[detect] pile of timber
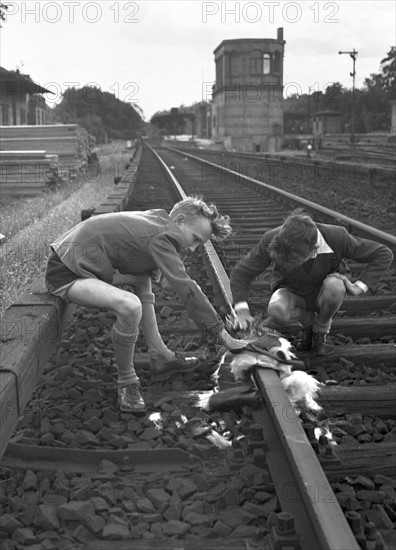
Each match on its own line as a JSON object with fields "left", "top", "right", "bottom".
{"left": 0, "top": 151, "right": 60, "bottom": 196}
{"left": 0, "top": 124, "right": 95, "bottom": 195}
{"left": 0, "top": 124, "right": 93, "bottom": 172}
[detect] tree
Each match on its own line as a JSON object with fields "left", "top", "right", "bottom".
{"left": 150, "top": 108, "right": 186, "bottom": 136}
{"left": 360, "top": 46, "right": 395, "bottom": 131}
{"left": 321, "top": 82, "right": 345, "bottom": 109}
{"left": 0, "top": 2, "right": 8, "bottom": 26}
{"left": 283, "top": 47, "right": 395, "bottom": 134}
{"left": 365, "top": 46, "right": 395, "bottom": 97}
{"left": 53, "top": 86, "right": 144, "bottom": 143}
{"left": 379, "top": 46, "right": 396, "bottom": 96}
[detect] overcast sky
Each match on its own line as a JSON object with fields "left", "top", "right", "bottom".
{"left": 1, "top": 1, "right": 394, "bottom": 120}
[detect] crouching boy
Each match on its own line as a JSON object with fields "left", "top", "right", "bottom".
{"left": 45, "top": 196, "right": 246, "bottom": 413}
{"left": 230, "top": 209, "right": 393, "bottom": 355}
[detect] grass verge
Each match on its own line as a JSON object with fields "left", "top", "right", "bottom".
{"left": 0, "top": 145, "right": 131, "bottom": 317}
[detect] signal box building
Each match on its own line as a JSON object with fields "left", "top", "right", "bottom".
{"left": 212, "top": 28, "right": 285, "bottom": 152}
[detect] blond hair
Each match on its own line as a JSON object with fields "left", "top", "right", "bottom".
{"left": 170, "top": 196, "right": 231, "bottom": 240}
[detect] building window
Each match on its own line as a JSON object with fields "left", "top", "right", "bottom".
{"left": 263, "top": 53, "right": 271, "bottom": 74}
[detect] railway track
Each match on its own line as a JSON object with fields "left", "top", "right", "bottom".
{"left": 166, "top": 146, "right": 396, "bottom": 236}
{"left": 1, "top": 142, "right": 395, "bottom": 549}
{"left": 324, "top": 147, "right": 396, "bottom": 169}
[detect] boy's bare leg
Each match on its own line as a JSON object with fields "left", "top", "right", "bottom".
{"left": 67, "top": 279, "right": 145, "bottom": 411}
{"left": 267, "top": 288, "right": 314, "bottom": 327}
{"left": 312, "top": 276, "right": 346, "bottom": 355}
{"left": 111, "top": 273, "right": 199, "bottom": 381}
{"left": 267, "top": 288, "right": 315, "bottom": 351}
{"left": 315, "top": 276, "right": 346, "bottom": 333}
{"left": 112, "top": 272, "right": 174, "bottom": 360}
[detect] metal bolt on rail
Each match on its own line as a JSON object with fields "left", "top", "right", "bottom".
{"left": 232, "top": 434, "right": 248, "bottom": 454}
{"left": 266, "top": 512, "right": 301, "bottom": 550}
{"left": 364, "top": 521, "right": 385, "bottom": 550}
{"left": 252, "top": 447, "right": 267, "bottom": 468}
{"left": 248, "top": 423, "right": 268, "bottom": 452}
{"left": 249, "top": 423, "right": 265, "bottom": 440}
{"left": 345, "top": 511, "right": 367, "bottom": 548}
{"left": 276, "top": 512, "right": 296, "bottom": 535}
{"left": 227, "top": 446, "right": 245, "bottom": 470}
{"left": 239, "top": 418, "right": 253, "bottom": 435}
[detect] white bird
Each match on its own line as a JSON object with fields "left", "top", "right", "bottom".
{"left": 224, "top": 326, "right": 323, "bottom": 413}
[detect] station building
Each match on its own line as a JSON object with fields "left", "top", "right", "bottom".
{"left": 211, "top": 28, "right": 285, "bottom": 153}
{"left": 0, "top": 67, "right": 52, "bottom": 126}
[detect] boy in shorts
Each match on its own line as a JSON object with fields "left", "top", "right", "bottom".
{"left": 45, "top": 197, "right": 246, "bottom": 413}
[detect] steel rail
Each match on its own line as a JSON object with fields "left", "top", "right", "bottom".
{"left": 153, "top": 145, "right": 360, "bottom": 550}
{"left": 166, "top": 147, "right": 396, "bottom": 249}
{"left": 252, "top": 369, "right": 359, "bottom": 550}
{"left": 186, "top": 147, "right": 396, "bottom": 175}
{"left": 148, "top": 145, "right": 234, "bottom": 312}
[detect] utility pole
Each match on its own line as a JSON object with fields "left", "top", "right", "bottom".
{"left": 339, "top": 49, "right": 358, "bottom": 144}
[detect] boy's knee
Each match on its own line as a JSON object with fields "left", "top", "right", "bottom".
{"left": 116, "top": 293, "right": 142, "bottom": 320}
{"left": 321, "top": 276, "right": 347, "bottom": 300}
{"left": 268, "top": 300, "right": 290, "bottom": 324}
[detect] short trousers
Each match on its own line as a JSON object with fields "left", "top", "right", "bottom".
{"left": 270, "top": 286, "right": 320, "bottom": 312}
{"left": 275, "top": 276, "right": 349, "bottom": 312}
{"left": 45, "top": 250, "right": 80, "bottom": 302}
{"left": 45, "top": 253, "right": 151, "bottom": 303}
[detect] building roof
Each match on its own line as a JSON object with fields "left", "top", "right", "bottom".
{"left": 0, "top": 67, "right": 54, "bottom": 94}
{"left": 214, "top": 37, "right": 283, "bottom": 54}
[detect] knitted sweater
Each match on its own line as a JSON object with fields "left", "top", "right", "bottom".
{"left": 230, "top": 223, "right": 393, "bottom": 304}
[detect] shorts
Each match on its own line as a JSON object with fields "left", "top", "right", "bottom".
{"left": 279, "top": 276, "right": 350, "bottom": 312}
{"left": 45, "top": 251, "right": 80, "bottom": 302}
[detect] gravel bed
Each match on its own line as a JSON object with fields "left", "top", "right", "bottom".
{"left": 3, "top": 276, "right": 395, "bottom": 548}
{"left": 0, "top": 294, "right": 283, "bottom": 548}
{"left": 2, "top": 145, "right": 395, "bottom": 548}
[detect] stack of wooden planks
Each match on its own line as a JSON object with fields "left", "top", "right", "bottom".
{"left": 0, "top": 124, "right": 93, "bottom": 196}
{"left": 0, "top": 124, "right": 92, "bottom": 164}
{"left": 0, "top": 151, "right": 60, "bottom": 196}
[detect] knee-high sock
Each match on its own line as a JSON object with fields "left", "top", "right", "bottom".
{"left": 139, "top": 292, "right": 174, "bottom": 360}
{"left": 313, "top": 316, "right": 332, "bottom": 334}
{"left": 110, "top": 322, "right": 140, "bottom": 385}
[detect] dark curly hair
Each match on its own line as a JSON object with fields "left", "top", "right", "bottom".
{"left": 268, "top": 209, "right": 318, "bottom": 267}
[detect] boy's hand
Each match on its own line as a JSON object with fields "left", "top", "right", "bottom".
{"left": 327, "top": 273, "right": 365, "bottom": 295}
{"left": 232, "top": 303, "right": 253, "bottom": 330}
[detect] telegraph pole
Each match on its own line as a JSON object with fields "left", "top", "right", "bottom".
{"left": 339, "top": 49, "right": 358, "bottom": 144}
